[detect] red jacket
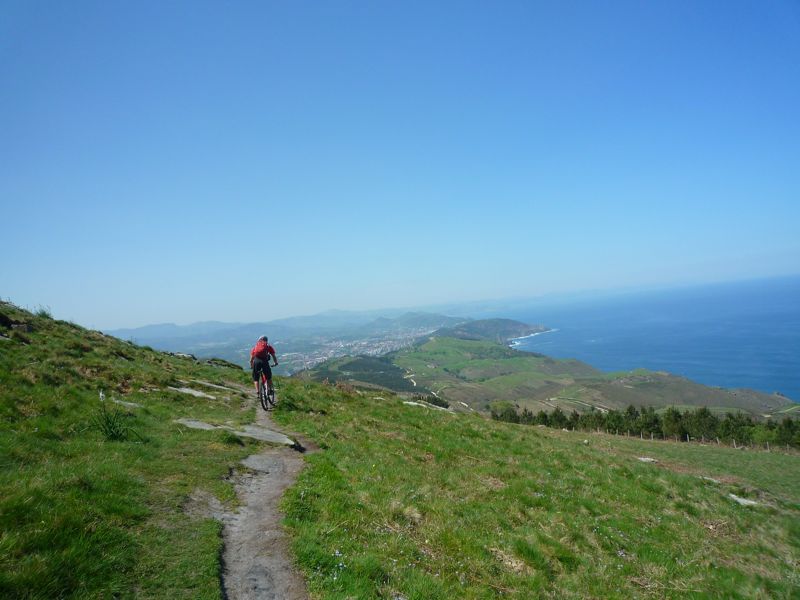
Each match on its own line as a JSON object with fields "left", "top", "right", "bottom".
{"left": 251, "top": 340, "right": 276, "bottom": 360}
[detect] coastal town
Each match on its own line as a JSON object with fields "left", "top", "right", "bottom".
{"left": 255, "top": 325, "right": 444, "bottom": 374}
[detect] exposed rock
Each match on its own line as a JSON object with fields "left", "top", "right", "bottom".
{"left": 403, "top": 400, "right": 450, "bottom": 412}
{"left": 187, "top": 379, "right": 240, "bottom": 392}
{"left": 175, "top": 418, "right": 217, "bottom": 431}
{"left": 168, "top": 386, "right": 216, "bottom": 399}
{"left": 729, "top": 494, "right": 759, "bottom": 506}
{"left": 113, "top": 399, "right": 143, "bottom": 408}
{"left": 173, "top": 418, "right": 297, "bottom": 446}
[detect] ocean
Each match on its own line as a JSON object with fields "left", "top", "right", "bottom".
{"left": 507, "top": 276, "right": 800, "bottom": 402}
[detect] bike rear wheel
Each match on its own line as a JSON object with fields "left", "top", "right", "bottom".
{"left": 258, "top": 380, "right": 269, "bottom": 411}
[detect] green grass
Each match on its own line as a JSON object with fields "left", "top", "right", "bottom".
{"left": 274, "top": 379, "right": 800, "bottom": 599}
{"left": 310, "top": 355, "right": 421, "bottom": 392}
{"left": 592, "top": 433, "right": 800, "bottom": 503}
{"left": 0, "top": 302, "right": 263, "bottom": 598}
{"left": 4, "top": 301, "right": 798, "bottom": 598}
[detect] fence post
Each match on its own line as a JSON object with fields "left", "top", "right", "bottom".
{"left": 716, "top": 437, "right": 720, "bottom": 445}
{"left": 733, "top": 439, "right": 737, "bottom": 449}
{"left": 686, "top": 434, "right": 690, "bottom": 443}
{"left": 766, "top": 441, "right": 770, "bottom": 452}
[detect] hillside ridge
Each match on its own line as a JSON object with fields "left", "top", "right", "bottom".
{"left": 0, "top": 301, "right": 306, "bottom": 598}
{"left": 303, "top": 331, "right": 795, "bottom": 417}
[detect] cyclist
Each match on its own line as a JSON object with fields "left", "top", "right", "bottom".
{"left": 250, "top": 335, "right": 278, "bottom": 396}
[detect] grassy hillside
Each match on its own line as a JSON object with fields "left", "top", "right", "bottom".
{"left": 395, "top": 336, "right": 598, "bottom": 408}
{"left": 307, "top": 335, "right": 794, "bottom": 417}
{"left": 307, "top": 355, "right": 423, "bottom": 393}
{"left": 4, "top": 301, "right": 798, "bottom": 598}
{"left": 0, "top": 302, "right": 261, "bottom": 598}
{"left": 273, "top": 380, "right": 799, "bottom": 599}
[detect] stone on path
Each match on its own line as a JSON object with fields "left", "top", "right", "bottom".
{"left": 174, "top": 418, "right": 296, "bottom": 446}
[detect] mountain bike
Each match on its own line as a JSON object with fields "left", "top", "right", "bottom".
{"left": 258, "top": 367, "right": 276, "bottom": 411}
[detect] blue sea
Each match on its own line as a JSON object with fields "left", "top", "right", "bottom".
{"left": 507, "top": 276, "right": 800, "bottom": 402}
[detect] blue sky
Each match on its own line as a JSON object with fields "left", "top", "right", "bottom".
{"left": 2, "top": 1, "right": 799, "bottom": 328}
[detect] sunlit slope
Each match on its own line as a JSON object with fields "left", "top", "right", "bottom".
{"left": 400, "top": 337, "right": 792, "bottom": 415}
{"left": 0, "top": 302, "right": 257, "bottom": 598}
{"left": 306, "top": 334, "right": 794, "bottom": 416}
{"left": 274, "top": 381, "right": 799, "bottom": 599}
{"left": 395, "top": 336, "right": 598, "bottom": 409}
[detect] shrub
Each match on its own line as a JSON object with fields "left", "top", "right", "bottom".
{"left": 92, "top": 402, "right": 142, "bottom": 442}
{"left": 34, "top": 305, "right": 52, "bottom": 319}
{"left": 335, "top": 381, "right": 356, "bottom": 394}
{"left": 413, "top": 393, "right": 449, "bottom": 409}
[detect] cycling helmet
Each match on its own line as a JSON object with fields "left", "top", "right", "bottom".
{"left": 259, "top": 335, "right": 268, "bottom": 342}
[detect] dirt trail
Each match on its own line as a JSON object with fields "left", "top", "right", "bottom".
{"left": 219, "top": 404, "right": 312, "bottom": 600}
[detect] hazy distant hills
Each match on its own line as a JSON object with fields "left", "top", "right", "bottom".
{"left": 105, "top": 310, "right": 469, "bottom": 371}
{"left": 107, "top": 320, "right": 237, "bottom": 341}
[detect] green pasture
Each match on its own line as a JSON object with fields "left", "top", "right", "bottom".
{"left": 275, "top": 380, "right": 800, "bottom": 599}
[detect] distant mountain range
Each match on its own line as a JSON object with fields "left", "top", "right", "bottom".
{"left": 105, "top": 310, "right": 469, "bottom": 372}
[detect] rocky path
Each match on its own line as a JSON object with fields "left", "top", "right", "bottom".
{"left": 218, "top": 401, "right": 312, "bottom": 600}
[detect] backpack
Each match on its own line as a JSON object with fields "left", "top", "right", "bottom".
{"left": 254, "top": 339, "right": 269, "bottom": 359}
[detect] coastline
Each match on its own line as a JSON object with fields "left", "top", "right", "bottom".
{"left": 509, "top": 328, "right": 558, "bottom": 347}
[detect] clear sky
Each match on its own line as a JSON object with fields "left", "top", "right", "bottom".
{"left": 2, "top": 1, "right": 799, "bottom": 329}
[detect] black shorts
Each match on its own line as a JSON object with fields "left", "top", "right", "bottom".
{"left": 252, "top": 358, "right": 272, "bottom": 382}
